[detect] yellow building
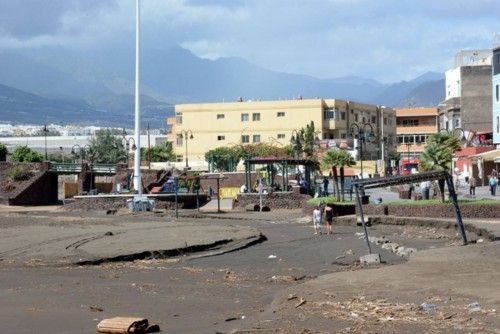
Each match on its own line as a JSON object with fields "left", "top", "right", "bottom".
{"left": 170, "top": 98, "right": 397, "bottom": 169}
{"left": 395, "top": 107, "right": 439, "bottom": 158}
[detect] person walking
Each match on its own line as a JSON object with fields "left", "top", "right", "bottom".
{"left": 324, "top": 205, "right": 334, "bottom": 234}
{"left": 469, "top": 176, "right": 476, "bottom": 197}
{"left": 489, "top": 175, "right": 497, "bottom": 196}
{"left": 312, "top": 206, "right": 322, "bottom": 235}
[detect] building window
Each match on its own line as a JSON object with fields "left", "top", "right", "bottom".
{"left": 354, "top": 114, "right": 359, "bottom": 122}
{"left": 277, "top": 112, "right": 285, "bottom": 117}
{"left": 241, "top": 135, "right": 250, "bottom": 143}
{"left": 402, "top": 119, "right": 419, "bottom": 127}
{"left": 454, "top": 118, "right": 460, "bottom": 127}
{"left": 497, "top": 116, "right": 499, "bottom": 134}
{"left": 323, "top": 107, "right": 335, "bottom": 120}
{"left": 176, "top": 155, "right": 183, "bottom": 163}
{"left": 217, "top": 135, "right": 225, "bottom": 141}
{"left": 388, "top": 118, "right": 393, "bottom": 126}
{"left": 277, "top": 134, "right": 285, "bottom": 139}
{"left": 371, "top": 115, "right": 377, "bottom": 124}
{"left": 175, "top": 112, "right": 183, "bottom": 124}
{"left": 341, "top": 111, "right": 346, "bottom": 120}
{"left": 253, "top": 134, "right": 261, "bottom": 143}
{"left": 217, "top": 114, "right": 225, "bottom": 119}
{"left": 362, "top": 117, "right": 366, "bottom": 123}
{"left": 383, "top": 117, "right": 387, "bottom": 125}
{"left": 252, "top": 113, "right": 261, "bottom": 121}
{"left": 341, "top": 133, "right": 346, "bottom": 139}
{"left": 241, "top": 113, "right": 249, "bottom": 122}
{"left": 176, "top": 134, "right": 183, "bottom": 147}
{"left": 496, "top": 84, "right": 499, "bottom": 102}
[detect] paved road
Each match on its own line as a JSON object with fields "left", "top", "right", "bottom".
{"left": 0, "top": 210, "right": 463, "bottom": 334}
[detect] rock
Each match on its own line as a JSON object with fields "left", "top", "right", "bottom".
{"left": 381, "top": 242, "right": 400, "bottom": 252}
{"left": 359, "top": 253, "right": 381, "bottom": 265}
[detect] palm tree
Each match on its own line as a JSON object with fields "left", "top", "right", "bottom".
{"left": 322, "top": 150, "right": 341, "bottom": 200}
{"left": 338, "top": 150, "right": 356, "bottom": 202}
{"left": 419, "top": 132, "right": 461, "bottom": 202}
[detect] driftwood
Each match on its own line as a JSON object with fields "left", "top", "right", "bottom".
{"left": 96, "top": 317, "right": 159, "bottom": 334}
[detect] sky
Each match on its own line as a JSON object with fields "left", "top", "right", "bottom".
{"left": 0, "top": 0, "right": 498, "bottom": 83}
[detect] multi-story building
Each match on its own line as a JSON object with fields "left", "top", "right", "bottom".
{"left": 169, "top": 98, "right": 397, "bottom": 169}
{"left": 395, "top": 107, "right": 439, "bottom": 158}
{"left": 439, "top": 50, "right": 492, "bottom": 132}
{"left": 493, "top": 46, "right": 500, "bottom": 147}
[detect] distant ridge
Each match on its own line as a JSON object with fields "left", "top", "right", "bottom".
{"left": 0, "top": 45, "right": 444, "bottom": 126}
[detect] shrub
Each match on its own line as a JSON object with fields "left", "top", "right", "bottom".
{"left": 10, "top": 146, "right": 43, "bottom": 162}
{"left": 0, "top": 143, "right": 7, "bottom": 161}
{"left": 6, "top": 165, "right": 34, "bottom": 181}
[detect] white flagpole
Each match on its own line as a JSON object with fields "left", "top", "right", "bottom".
{"left": 133, "top": 0, "right": 142, "bottom": 195}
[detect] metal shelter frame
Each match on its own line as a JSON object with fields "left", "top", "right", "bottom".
{"left": 352, "top": 170, "right": 468, "bottom": 254}
{"left": 243, "top": 156, "right": 318, "bottom": 193}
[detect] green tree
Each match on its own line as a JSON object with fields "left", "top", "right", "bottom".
{"left": 33, "top": 127, "right": 61, "bottom": 137}
{"left": 322, "top": 149, "right": 355, "bottom": 201}
{"left": 322, "top": 150, "right": 342, "bottom": 200}
{"left": 142, "top": 142, "right": 175, "bottom": 162}
{"left": 338, "top": 150, "right": 356, "bottom": 201}
{"left": 10, "top": 146, "right": 43, "bottom": 162}
{"left": 302, "top": 121, "right": 319, "bottom": 158}
{"left": 205, "top": 146, "right": 241, "bottom": 172}
{"left": 0, "top": 142, "right": 7, "bottom": 161}
{"left": 291, "top": 121, "right": 320, "bottom": 158}
{"left": 419, "top": 132, "right": 461, "bottom": 202}
{"left": 89, "top": 129, "right": 125, "bottom": 164}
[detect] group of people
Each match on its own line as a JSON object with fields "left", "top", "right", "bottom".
{"left": 312, "top": 202, "right": 334, "bottom": 235}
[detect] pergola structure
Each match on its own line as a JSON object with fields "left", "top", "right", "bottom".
{"left": 352, "top": 170, "right": 468, "bottom": 254}
{"left": 243, "top": 156, "right": 318, "bottom": 193}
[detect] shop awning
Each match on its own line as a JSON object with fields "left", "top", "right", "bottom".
{"left": 470, "top": 149, "right": 500, "bottom": 161}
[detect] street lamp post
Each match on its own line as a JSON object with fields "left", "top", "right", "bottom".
{"left": 121, "top": 131, "right": 137, "bottom": 168}
{"left": 133, "top": 0, "right": 142, "bottom": 196}
{"left": 180, "top": 129, "right": 194, "bottom": 168}
{"left": 349, "top": 123, "right": 375, "bottom": 179}
{"left": 43, "top": 124, "right": 48, "bottom": 161}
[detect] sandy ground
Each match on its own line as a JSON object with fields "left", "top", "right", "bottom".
{"left": 0, "top": 208, "right": 497, "bottom": 333}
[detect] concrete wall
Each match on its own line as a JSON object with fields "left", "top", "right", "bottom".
{"left": 9, "top": 171, "right": 59, "bottom": 205}
{"left": 460, "top": 65, "right": 493, "bottom": 132}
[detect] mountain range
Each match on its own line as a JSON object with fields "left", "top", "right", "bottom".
{"left": 0, "top": 45, "right": 444, "bottom": 127}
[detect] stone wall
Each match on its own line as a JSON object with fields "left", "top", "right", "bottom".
{"left": 360, "top": 203, "right": 500, "bottom": 219}
{"left": 68, "top": 193, "right": 209, "bottom": 211}
{"left": 235, "top": 192, "right": 310, "bottom": 210}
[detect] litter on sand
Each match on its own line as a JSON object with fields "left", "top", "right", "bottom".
{"left": 97, "top": 317, "right": 160, "bottom": 334}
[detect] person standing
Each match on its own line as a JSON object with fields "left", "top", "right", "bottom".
{"left": 312, "top": 206, "right": 322, "bottom": 235}
{"left": 489, "top": 175, "right": 497, "bottom": 196}
{"left": 322, "top": 177, "right": 329, "bottom": 196}
{"left": 324, "top": 205, "right": 334, "bottom": 234}
{"left": 469, "top": 176, "right": 476, "bottom": 197}
{"left": 420, "top": 180, "right": 431, "bottom": 200}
